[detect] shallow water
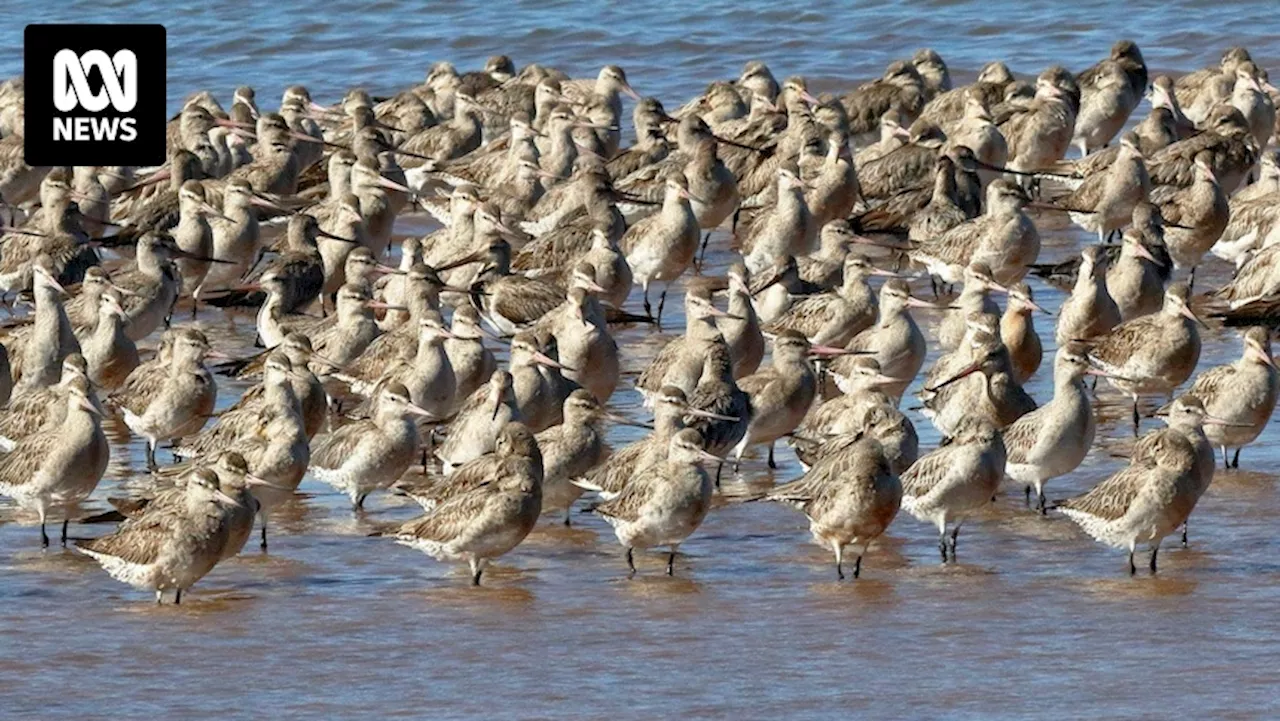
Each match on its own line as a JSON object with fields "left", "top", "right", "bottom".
{"left": 3, "top": 2, "right": 1280, "bottom": 718}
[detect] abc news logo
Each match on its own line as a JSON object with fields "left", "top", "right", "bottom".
{"left": 24, "top": 24, "right": 166, "bottom": 166}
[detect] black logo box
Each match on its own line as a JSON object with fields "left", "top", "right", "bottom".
{"left": 24, "top": 24, "right": 166, "bottom": 167}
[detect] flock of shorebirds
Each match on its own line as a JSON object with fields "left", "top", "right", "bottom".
{"left": 0, "top": 40, "right": 1278, "bottom": 603}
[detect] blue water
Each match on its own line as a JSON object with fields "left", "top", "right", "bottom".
{"left": 3, "top": 1, "right": 1278, "bottom": 112}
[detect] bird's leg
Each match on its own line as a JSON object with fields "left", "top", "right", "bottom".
{"left": 949, "top": 524, "right": 961, "bottom": 560}
{"left": 695, "top": 232, "right": 712, "bottom": 273}
{"left": 563, "top": 508, "right": 572, "bottom": 527}
{"left": 853, "top": 553, "right": 863, "bottom": 579}
{"left": 1037, "top": 488, "right": 1047, "bottom": 515}
{"left": 642, "top": 286, "right": 653, "bottom": 320}
{"left": 39, "top": 517, "right": 49, "bottom": 549}
{"left": 1188, "top": 266, "right": 1197, "bottom": 295}
{"left": 1024, "top": 485, "right": 1032, "bottom": 507}
{"left": 930, "top": 276, "right": 939, "bottom": 299}
{"left": 666, "top": 544, "right": 678, "bottom": 576}
{"left": 146, "top": 441, "right": 158, "bottom": 473}
{"left": 1221, "top": 445, "right": 1231, "bottom": 471}
{"left": 155, "top": 590, "right": 164, "bottom": 605}
{"left": 1231, "top": 447, "right": 1241, "bottom": 469}
{"left": 656, "top": 288, "right": 668, "bottom": 328}
{"left": 767, "top": 443, "right": 776, "bottom": 470}
{"left": 938, "top": 530, "right": 949, "bottom": 563}
{"left": 1149, "top": 543, "right": 1160, "bottom": 574}
{"left": 714, "top": 462, "right": 723, "bottom": 489}
{"left": 1181, "top": 522, "right": 1189, "bottom": 548}
{"left": 1128, "top": 550, "right": 1137, "bottom": 576}
{"left": 259, "top": 511, "right": 269, "bottom": 551}
{"left": 61, "top": 519, "right": 69, "bottom": 547}
{"left": 1131, "top": 398, "right": 1140, "bottom": 437}
{"left": 469, "top": 557, "right": 483, "bottom": 586}
{"left": 626, "top": 547, "right": 636, "bottom": 576}
{"left": 354, "top": 493, "right": 368, "bottom": 512}
{"left": 174, "top": 589, "right": 182, "bottom": 605}
{"left": 832, "top": 540, "right": 845, "bottom": 580}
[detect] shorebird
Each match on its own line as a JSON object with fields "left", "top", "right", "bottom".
{"left": 1001, "top": 283, "right": 1046, "bottom": 384}
{"left": 621, "top": 176, "right": 700, "bottom": 323}
{"left": 401, "top": 423, "right": 542, "bottom": 513}
{"left": 840, "top": 60, "right": 927, "bottom": 136}
{"left": 355, "top": 316, "right": 458, "bottom": 419}
{"left": 1175, "top": 47, "right": 1253, "bottom": 124}
{"left": 110, "top": 328, "right": 217, "bottom": 470}
{"left": 0, "top": 354, "right": 91, "bottom": 445}
{"left": 0, "top": 376, "right": 108, "bottom": 547}
{"left": 918, "top": 61, "right": 1015, "bottom": 129}
{"left": 732, "top": 331, "right": 847, "bottom": 469}
{"left": 764, "top": 436, "right": 901, "bottom": 579}
{"left": 1154, "top": 152, "right": 1229, "bottom": 283}
{"left": 741, "top": 168, "right": 813, "bottom": 276}
{"left": 830, "top": 279, "right": 930, "bottom": 401}
{"left": 82, "top": 290, "right": 140, "bottom": 391}
{"left": 1055, "top": 131, "right": 1151, "bottom": 241}
{"left": 540, "top": 283, "right": 619, "bottom": 403}
{"left": 718, "top": 264, "right": 765, "bottom": 379}
{"left": 1210, "top": 152, "right": 1280, "bottom": 268}
{"left": 766, "top": 255, "right": 885, "bottom": 348}
{"left": 1187, "top": 327, "right": 1278, "bottom": 469}
{"left": 8, "top": 258, "right": 80, "bottom": 392}
{"left": 390, "top": 427, "right": 541, "bottom": 586}
{"left": 1108, "top": 228, "right": 1168, "bottom": 321}
{"left": 76, "top": 467, "right": 242, "bottom": 603}
{"left": 1088, "top": 282, "right": 1203, "bottom": 429}
{"left": 1056, "top": 395, "right": 1220, "bottom": 574}
{"left": 1003, "top": 344, "right": 1113, "bottom": 511}
{"left": 900, "top": 416, "right": 1007, "bottom": 562}
{"left": 170, "top": 180, "right": 224, "bottom": 306}
{"left": 910, "top": 180, "right": 1038, "bottom": 287}
{"left": 921, "top": 325, "right": 1037, "bottom": 436}
{"left": 309, "top": 382, "right": 433, "bottom": 509}
{"left": 173, "top": 350, "right": 300, "bottom": 460}
{"left": 938, "top": 262, "right": 1007, "bottom": 351}
{"left": 535, "top": 390, "right": 636, "bottom": 523}
{"left": 999, "top": 67, "right": 1078, "bottom": 173}
{"left": 109, "top": 234, "right": 184, "bottom": 342}
{"left": 594, "top": 428, "right": 717, "bottom": 576}
{"left": 576, "top": 385, "right": 731, "bottom": 500}
{"left": 443, "top": 305, "right": 497, "bottom": 407}
{"left": 635, "top": 286, "right": 738, "bottom": 401}
{"left": 1072, "top": 40, "right": 1147, "bottom": 156}
{"left": 1147, "top": 104, "right": 1256, "bottom": 195}
{"left": 1055, "top": 246, "right": 1122, "bottom": 345}
{"left": 438, "top": 370, "right": 520, "bottom": 473}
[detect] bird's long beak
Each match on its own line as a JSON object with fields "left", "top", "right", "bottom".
{"left": 171, "top": 247, "right": 235, "bottom": 264}
{"left": 213, "top": 489, "right": 240, "bottom": 506}
{"left": 808, "top": 344, "right": 856, "bottom": 357}
{"left": 603, "top": 411, "right": 652, "bottom": 429}
{"left": 682, "top": 406, "right": 740, "bottom": 422}
{"left": 244, "top": 474, "right": 292, "bottom": 491}
{"left": 926, "top": 362, "right": 982, "bottom": 392}
{"left": 1181, "top": 303, "right": 1209, "bottom": 329}
{"left": 1248, "top": 342, "right": 1277, "bottom": 368}
{"left": 697, "top": 449, "right": 725, "bottom": 464}
{"left": 317, "top": 228, "right": 359, "bottom": 244}
{"left": 532, "top": 350, "right": 573, "bottom": 372}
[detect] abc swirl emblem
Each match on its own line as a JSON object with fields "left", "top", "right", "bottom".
{"left": 24, "top": 24, "right": 166, "bottom": 166}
